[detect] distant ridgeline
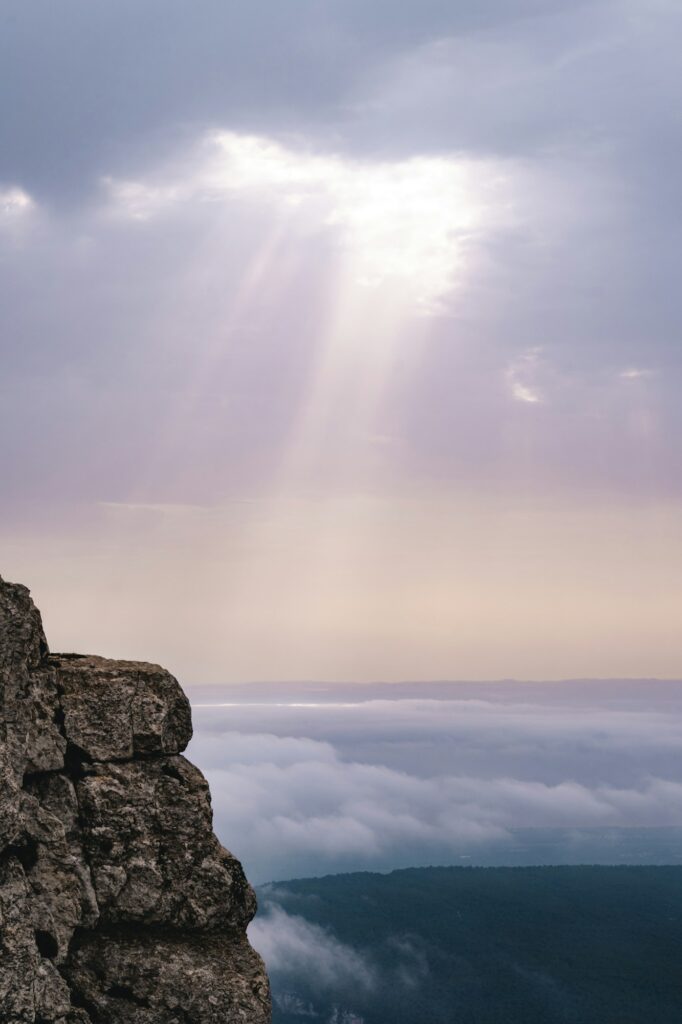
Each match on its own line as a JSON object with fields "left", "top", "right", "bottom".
{"left": 0, "top": 575, "right": 271, "bottom": 1024}
{"left": 261, "top": 865, "right": 682, "bottom": 1024}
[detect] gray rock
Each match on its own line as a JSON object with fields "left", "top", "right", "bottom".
{"left": 0, "top": 578, "right": 65, "bottom": 797}
{"left": 0, "top": 574, "right": 271, "bottom": 1023}
{"left": 53, "top": 655, "right": 192, "bottom": 762}
{"left": 76, "top": 756, "right": 255, "bottom": 930}
{"left": 65, "top": 931, "right": 270, "bottom": 1024}
{"left": 0, "top": 856, "right": 45, "bottom": 1022}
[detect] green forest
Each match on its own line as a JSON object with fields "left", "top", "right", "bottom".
{"left": 261, "top": 865, "right": 682, "bottom": 1024}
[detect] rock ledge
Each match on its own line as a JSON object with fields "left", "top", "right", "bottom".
{"left": 0, "top": 575, "right": 271, "bottom": 1023}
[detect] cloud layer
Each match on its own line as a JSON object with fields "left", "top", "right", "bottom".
{"left": 187, "top": 683, "right": 682, "bottom": 882}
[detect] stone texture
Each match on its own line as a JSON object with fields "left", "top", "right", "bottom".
{"left": 0, "top": 580, "right": 65, "bottom": 777}
{"left": 0, "top": 574, "right": 270, "bottom": 1024}
{"left": 76, "top": 756, "right": 255, "bottom": 930}
{"left": 66, "top": 930, "right": 271, "bottom": 1024}
{"left": 53, "top": 655, "right": 192, "bottom": 762}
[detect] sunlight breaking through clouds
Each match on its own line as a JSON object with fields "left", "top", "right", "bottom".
{"left": 104, "top": 131, "right": 516, "bottom": 311}
{"left": 0, "top": 186, "right": 34, "bottom": 218}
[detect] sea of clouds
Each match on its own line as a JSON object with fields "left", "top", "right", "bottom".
{"left": 186, "top": 681, "right": 682, "bottom": 884}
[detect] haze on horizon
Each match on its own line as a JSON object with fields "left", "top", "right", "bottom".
{"left": 2, "top": 1, "right": 681, "bottom": 683}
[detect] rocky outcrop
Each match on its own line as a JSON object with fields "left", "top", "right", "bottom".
{"left": 0, "top": 575, "right": 271, "bottom": 1023}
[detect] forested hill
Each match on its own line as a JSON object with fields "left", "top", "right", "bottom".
{"left": 258, "top": 865, "right": 682, "bottom": 1024}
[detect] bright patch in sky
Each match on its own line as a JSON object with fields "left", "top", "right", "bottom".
{"left": 506, "top": 348, "right": 544, "bottom": 404}
{"left": 105, "top": 131, "right": 514, "bottom": 310}
{"left": 0, "top": 186, "right": 34, "bottom": 217}
{"left": 620, "top": 367, "right": 654, "bottom": 380}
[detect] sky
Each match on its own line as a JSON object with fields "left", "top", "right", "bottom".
{"left": 2, "top": 1, "right": 682, "bottom": 681}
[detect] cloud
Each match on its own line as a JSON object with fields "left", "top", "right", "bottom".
{"left": 0, "top": 186, "right": 34, "bottom": 217}
{"left": 506, "top": 349, "right": 545, "bottom": 404}
{"left": 510, "top": 381, "right": 542, "bottom": 404}
{"left": 191, "top": 693, "right": 682, "bottom": 781}
{"left": 0, "top": 1, "right": 606, "bottom": 197}
{"left": 620, "top": 367, "right": 655, "bottom": 380}
{"left": 2, "top": 0, "right": 682, "bottom": 683}
{"left": 249, "top": 891, "right": 431, "bottom": 1019}
{"left": 103, "top": 130, "right": 516, "bottom": 311}
{"left": 249, "top": 901, "right": 375, "bottom": 991}
{"left": 187, "top": 688, "right": 682, "bottom": 881}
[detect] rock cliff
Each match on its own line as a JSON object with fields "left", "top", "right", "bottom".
{"left": 0, "top": 575, "right": 271, "bottom": 1023}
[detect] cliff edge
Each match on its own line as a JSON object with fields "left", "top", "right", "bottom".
{"left": 0, "top": 575, "right": 271, "bottom": 1023}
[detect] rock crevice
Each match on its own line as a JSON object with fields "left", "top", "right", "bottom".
{"left": 0, "top": 575, "right": 271, "bottom": 1023}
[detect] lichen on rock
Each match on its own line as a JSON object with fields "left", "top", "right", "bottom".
{"left": 0, "top": 575, "right": 271, "bottom": 1023}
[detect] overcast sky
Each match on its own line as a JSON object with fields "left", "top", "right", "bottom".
{"left": 2, "top": 1, "right": 681, "bottom": 681}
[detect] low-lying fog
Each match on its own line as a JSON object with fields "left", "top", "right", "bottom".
{"left": 186, "top": 680, "right": 682, "bottom": 884}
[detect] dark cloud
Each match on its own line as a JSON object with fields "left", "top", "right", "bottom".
{"left": 1, "top": 0, "right": 617, "bottom": 199}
